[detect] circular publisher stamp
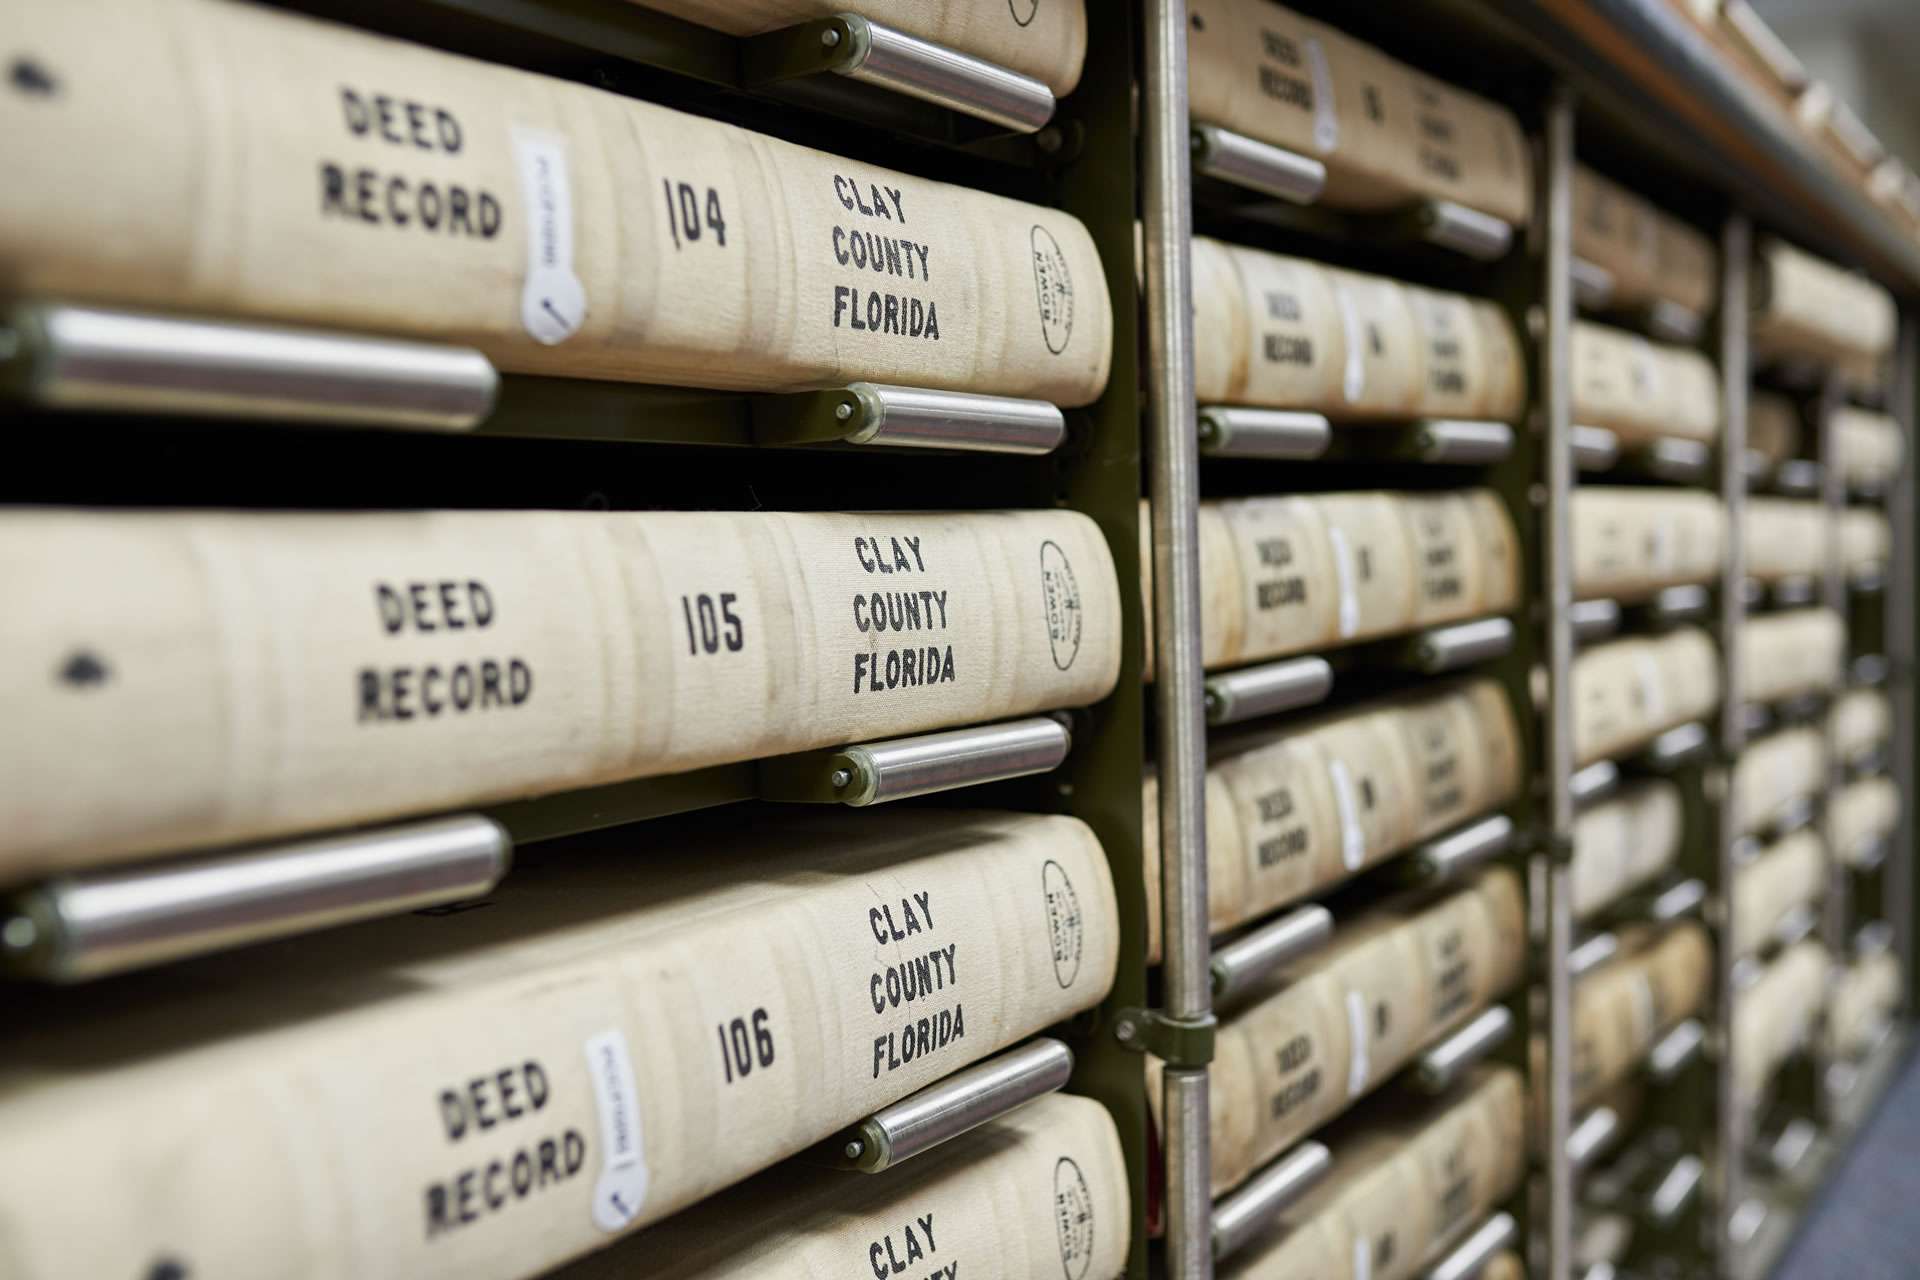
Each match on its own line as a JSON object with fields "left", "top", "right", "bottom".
{"left": 1030, "top": 225, "right": 1074, "bottom": 355}
{"left": 1053, "top": 1156, "right": 1095, "bottom": 1279}
{"left": 1042, "top": 858, "right": 1084, "bottom": 989}
{"left": 1039, "top": 540, "right": 1083, "bottom": 671}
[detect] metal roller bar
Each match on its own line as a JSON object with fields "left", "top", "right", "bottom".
{"left": 1570, "top": 598, "right": 1623, "bottom": 644}
{"left": 1774, "top": 459, "right": 1822, "bottom": 497}
{"left": 1572, "top": 258, "right": 1617, "bottom": 310}
{"left": 1645, "top": 1154, "right": 1705, "bottom": 1225}
{"left": 742, "top": 14, "right": 1054, "bottom": 133}
{"left": 1196, "top": 406, "right": 1331, "bottom": 459}
{"left": 752, "top": 382, "right": 1066, "bottom": 454}
{"left": 1646, "top": 877, "right": 1707, "bottom": 923}
{"left": 1210, "top": 904, "right": 1335, "bottom": 1011}
{"left": 1568, "top": 1106, "right": 1623, "bottom": 1170}
{"left": 1728, "top": 1198, "right": 1770, "bottom": 1249}
{"left": 1739, "top": 702, "right": 1773, "bottom": 739}
{"left": 1638, "top": 722, "right": 1712, "bottom": 772}
{"left": 1882, "top": 314, "right": 1914, "bottom": 1019}
{"left": 1773, "top": 903, "right": 1818, "bottom": 950}
{"left": 1769, "top": 576, "right": 1818, "bottom": 609}
{"left": 1406, "top": 617, "right": 1517, "bottom": 673}
{"left": 0, "top": 302, "right": 497, "bottom": 430}
{"left": 1816, "top": 370, "right": 1849, "bottom": 1136}
{"left": 1851, "top": 653, "right": 1890, "bottom": 687}
{"left": 1767, "top": 1118, "right": 1819, "bottom": 1176}
{"left": 0, "top": 815, "right": 509, "bottom": 982}
{"left": 1409, "top": 815, "right": 1516, "bottom": 884}
{"left": 1412, "top": 200, "right": 1516, "bottom": 261}
{"left": 1406, "top": 419, "right": 1517, "bottom": 465}
{"left": 1646, "top": 584, "right": 1712, "bottom": 626}
{"left": 756, "top": 714, "right": 1071, "bottom": 806}
{"left": 1572, "top": 424, "right": 1622, "bottom": 471}
{"left": 832, "top": 1038, "right": 1072, "bottom": 1172}
{"left": 1569, "top": 931, "right": 1620, "bottom": 979}
{"left": 1646, "top": 1018, "right": 1706, "bottom": 1081}
{"left": 1851, "top": 566, "right": 1888, "bottom": 594}
{"left": 1423, "top": 1212, "right": 1519, "bottom": 1280}
{"left": 1413, "top": 1005, "right": 1517, "bottom": 1094}
{"left": 1646, "top": 300, "right": 1704, "bottom": 346}
{"left": 1204, "top": 657, "right": 1334, "bottom": 727}
{"left": 1854, "top": 919, "right": 1894, "bottom": 959}
{"left": 1629, "top": 437, "right": 1713, "bottom": 485}
{"left": 1210, "top": 1141, "right": 1334, "bottom": 1261}
{"left": 1190, "top": 123, "right": 1327, "bottom": 205}
{"left": 1850, "top": 837, "right": 1889, "bottom": 874}
{"left": 1571, "top": 761, "right": 1621, "bottom": 808}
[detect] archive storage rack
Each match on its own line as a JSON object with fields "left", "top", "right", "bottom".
{"left": 0, "top": 5, "right": 1913, "bottom": 1280}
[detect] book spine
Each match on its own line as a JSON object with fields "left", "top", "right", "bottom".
{"left": 1190, "top": 236, "right": 1526, "bottom": 421}
{"left": 1573, "top": 489, "right": 1726, "bottom": 600}
{"left": 1827, "top": 952, "right": 1901, "bottom": 1059}
{"left": 576, "top": 1093, "right": 1129, "bottom": 1279}
{"left": 1203, "top": 867, "right": 1524, "bottom": 1192}
{"left": 1569, "top": 780, "right": 1683, "bottom": 920}
{"left": 1732, "top": 941, "right": 1828, "bottom": 1098}
{"left": 2, "top": 0, "right": 1111, "bottom": 405}
{"left": 1571, "top": 627, "right": 1721, "bottom": 767}
{"left": 1730, "top": 829, "right": 1824, "bottom": 955}
{"left": 1730, "top": 728, "right": 1826, "bottom": 834}
{"left": 1739, "top": 609, "right": 1845, "bottom": 703}
{"left": 1567, "top": 923, "right": 1710, "bottom": 1107}
{"left": 1832, "top": 776, "right": 1900, "bottom": 859}
{"left": 1570, "top": 321, "right": 1721, "bottom": 444}
{"left": 0, "top": 813, "right": 1119, "bottom": 1278}
{"left": 0, "top": 506, "right": 1121, "bottom": 875}
{"left": 630, "top": 0, "right": 1092, "bottom": 97}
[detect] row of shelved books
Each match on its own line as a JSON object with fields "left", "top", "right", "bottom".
{"left": 1735, "top": 942, "right": 1903, "bottom": 1103}
{"left": 1751, "top": 395, "right": 1907, "bottom": 490}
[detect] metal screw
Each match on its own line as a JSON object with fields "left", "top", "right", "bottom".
{"left": 820, "top": 27, "right": 841, "bottom": 48}
{"left": 1036, "top": 126, "right": 1064, "bottom": 155}
{"left": 1203, "top": 690, "right": 1221, "bottom": 720}
{"left": 843, "top": 1138, "right": 864, "bottom": 1160}
{"left": 1115, "top": 1018, "right": 1137, "bottom": 1044}
{"left": 831, "top": 768, "right": 853, "bottom": 790}
{"left": 835, "top": 401, "right": 854, "bottom": 421}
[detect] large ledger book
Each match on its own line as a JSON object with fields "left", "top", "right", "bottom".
{"left": 1142, "top": 678, "right": 1521, "bottom": 959}
{"left": 1730, "top": 829, "right": 1825, "bottom": 956}
{"left": 1832, "top": 777, "right": 1899, "bottom": 863}
{"left": 1187, "top": 0, "right": 1531, "bottom": 224}
{"left": 1160, "top": 488, "right": 1520, "bottom": 672}
{"left": 1166, "top": 867, "right": 1524, "bottom": 1194}
{"left": 1563, "top": 925, "right": 1710, "bottom": 1109}
{"left": 1739, "top": 609, "right": 1844, "bottom": 704}
{"left": 1220, "top": 1067, "right": 1526, "bottom": 1280}
{"left": 1570, "top": 780, "right": 1683, "bottom": 920}
{"left": 1191, "top": 237, "right": 1526, "bottom": 420}
{"left": 0, "top": 506, "right": 1122, "bottom": 879}
{"left": 1834, "top": 406, "right": 1905, "bottom": 488}
{"left": 1570, "top": 628, "right": 1721, "bottom": 766}
{"left": 1573, "top": 488, "right": 1724, "bottom": 600}
{"left": 557, "top": 1093, "right": 1129, "bottom": 1279}
{"left": 1841, "top": 508, "right": 1892, "bottom": 572}
{"left": 1744, "top": 498, "right": 1827, "bottom": 582}
{"left": 1732, "top": 941, "right": 1827, "bottom": 1099}
{"left": 1753, "top": 238, "right": 1898, "bottom": 365}
{"left": 1729, "top": 729, "right": 1825, "bottom": 834}
{"left": 1830, "top": 689, "right": 1892, "bottom": 764}
{"left": 1571, "top": 321, "right": 1721, "bottom": 445}
{"left": 0, "top": 809, "right": 1119, "bottom": 1278}
{"left": 1827, "top": 951, "right": 1901, "bottom": 1059}
{"left": 1572, "top": 164, "right": 1716, "bottom": 315}
{"left": 3, "top": 0, "right": 1112, "bottom": 405}
{"left": 1747, "top": 391, "right": 1804, "bottom": 465}
{"left": 632, "top": 1, "right": 1091, "bottom": 97}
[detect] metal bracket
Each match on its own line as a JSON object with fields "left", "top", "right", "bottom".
{"left": 751, "top": 382, "right": 1065, "bottom": 454}
{"left": 0, "top": 815, "right": 510, "bottom": 982}
{"left": 1210, "top": 904, "right": 1335, "bottom": 1010}
{"left": 0, "top": 301, "right": 497, "bottom": 430}
{"left": 829, "top": 1037, "right": 1072, "bottom": 1172}
{"left": 1210, "top": 1141, "right": 1334, "bottom": 1261}
{"left": 1111, "top": 1006, "right": 1217, "bottom": 1067}
{"left": 1204, "top": 656, "right": 1334, "bottom": 726}
{"left": 755, "top": 714, "right": 1071, "bottom": 806}
{"left": 1191, "top": 124, "right": 1327, "bottom": 205}
{"left": 740, "top": 13, "right": 1054, "bottom": 133}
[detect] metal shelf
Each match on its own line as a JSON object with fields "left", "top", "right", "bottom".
{"left": 1209, "top": 904, "right": 1335, "bottom": 1011}
{"left": 1198, "top": 408, "right": 1516, "bottom": 465}
{"left": 828, "top": 1038, "right": 1072, "bottom": 1172}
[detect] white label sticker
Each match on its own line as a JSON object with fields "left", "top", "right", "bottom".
{"left": 1328, "top": 524, "right": 1361, "bottom": 638}
{"left": 583, "top": 1027, "right": 649, "bottom": 1232}
{"left": 1345, "top": 988, "right": 1371, "bottom": 1098}
{"left": 512, "top": 125, "right": 588, "bottom": 345}
{"left": 1327, "top": 757, "right": 1367, "bottom": 872}
{"left": 1353, "top": 1236, "right": 1373, "bottom": 1280}
{"left": 1305, "top": 37, "right": 1339, "bottom": 153}
{"left": 1333, "top": 281, "right": 1367, "bottom": 405}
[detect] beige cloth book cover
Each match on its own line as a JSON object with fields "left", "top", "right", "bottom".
{"left": 1572, "top": 489, "right": 1725, "bottom": 600}
{"left": 1181, "top": 489, "right": 1520, "bottom": 671}
{"left": 1840, "top": 508, "right": 1892, "bottom": 572}
{"left": 1730, "top": 829, "right": 1826, "bottom": 956}
{"left": 1826, "top": 951, "right": 1901, "bottom": 1060}
{"left": 1166, "top": 867, "right": 1524, "bottom": 1193}
{"left": 1739, "top": 608, "right": 1844, "bottom": 704}
{"left": 0, "top": 808, "right": 1118, "bottom": 1278}
{"left": 1829, "top": 689, "right": 1892, "bottom": 764}
{"left": 1561, "top": 924, "right": 1710, "bottom": 1109}
{"left": 1831, "top": 776, "right": 1900, "bottom": 863}
{"left": 1479, "top": 1251, "right": 1527, "bottom": 1280}
{"left": 1190, "top": 236, "right": 1527, "bottom": 421}
{"left": 1570, "top": 779, "right": 1684, "bottom": 920}
{"left": 1833, "top": 407, "right": 1906, "bottom": 488}
{"left": 631, "top": 1, "right": 1090, "bottom": 97}
{"left": 0, "top": 506, "right": 1121, "bottom": 879}
{"left": 1732, "top": 940, "right": 1828, "bottom": 1100}
{"left": 1, "top": 0, "right": 1112, "bottom": 407}
{"left": 554, "top": 1093, "right": 1128, "bottom": 1279}
{"left": 1729, "top": 728, "right": 1825, "bottom": 835}
{"left": 1142, "top": 677, "right": 1521, "bottom": 959}
{"left": 1570, "top": 628, "right": 1721, "bottom": 766}
{"left": 1747, "top": 392, "right": 1804, "bottom": 466}
{"left": 1753, "top": 238, "right": 1898, "bottom": 364}
{"left": 1571, "top": 321, "right": 1721, "bottom": 445}
{"left": 1219, "top": 1066, "right": 1526, "bottom": 1280}
{"left": 1744, "top": 498, "right": 1827, "bottom": 582}
{"left": 1572, "top": 164, "right": 1716, "bottom": 314}
{"left": 1186, "top": 0, "right": 1530, "bottom": 224}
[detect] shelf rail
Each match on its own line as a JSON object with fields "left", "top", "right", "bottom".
{"left": 831, "top": 1037, "right": 1073, "bottom": 1172}
{"left": 1209, "top": 1140, "right": 1334, "bottom": 1261}
{"left": 756, "top": 714, "right": 1072, "bottom": 805}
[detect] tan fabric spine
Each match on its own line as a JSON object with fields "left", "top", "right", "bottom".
{"left": 1563, "top": 924, "right": 1711, "bottom": 1110}
{"left": 629, "top": 1, "right": 1091, "bottom": 97}
{"left": 559, "top": 1092, "right": 1129, "bottom": 1279}
{"left": 1570, "top": 321, "right": 1721, "bottom": 445}
{"left": 1829, "top": 689, "right": 1892, "bottom": 764}
{"left": 1730, "top": 829, "right": 1826, "bottom": 956}
{"left": 1739, "top": 608, "right": 1845, "bottom": 704}
{"left": 1572, "top": 164, "right": 1715, "bottom": 314}
{"left": 1744, "top": 498, "right": 1827, "bottom": 582}
{"left": 1572, "top": 489, "right": 1726, "bottom": 600}
{"left": 1203, "top": 867, "right": 1524, "bottom": 1193}
{"left": 1221, "top": 1067, "right": 1527, "bottom": 1280}
{"left": 1, "top": 0, "right": 1111, "bottom": 405}
{"left": 0, "top": 507, "right": 1121, "bottom": 877}
{"left": 1747, "top": 392, "right": 1804, "bottom": 467}
{"left": 1832, "top": 406, "right": 1906, "bottom": 488}
{"left": 1570, "top": 779, "right": 1684, "bottom": 920}
{"left": 1730, "top": 729, "right": 1826, "bottom": 834}
{"left": 1190, "top": 236, "right": 1526, "bottom": 421}
{"left": 1142, "top": 679, "right": 1521, "bottom": 960}
{"left": 1826, "top": 952, "right": 1902, "bottom": 1060}
{"left": 1831, "top": 777, "right": 1900, "bottom": 863}
{"left": 1752, "top": 238, "right": 1898, "bottom": 364}
{"left": 1571, "top": 628, "right": 1722, "bottom": 767}
{"left": 1732, "top": 940, "right": 1828, "bottom": 1100}
{"left": 0, "top": 810, "right": 1118, "bottom": 1277}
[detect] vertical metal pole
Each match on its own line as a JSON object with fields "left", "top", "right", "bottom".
{"left": 1541, "top": 85, "right": 1578, "bottom": 1280}
{"left": 1889, "top": 312, "right": 1916, "bottom": 1013}
{"left": 1712, "top": 212, "right": 1752, "bottom": 1276}
{"left": 1815, "top": 367, "right": 1848, "bottom": 1125}
{"left": 1142, "top": 1, "right": 1211, "bottom": 1276}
